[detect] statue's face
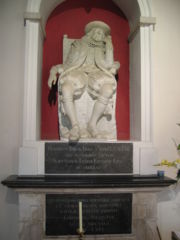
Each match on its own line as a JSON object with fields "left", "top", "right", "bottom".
{"left": 91, "top": 28, "right": 105, "bottom": 42}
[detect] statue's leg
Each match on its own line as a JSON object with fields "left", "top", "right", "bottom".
{"left": 88, "top": 84, "right": 114, "bottom": 138}
{"left": 61, "top": 82, "right": 80, "bottom": 141}
{"left": 61, "top": 70, "right": 87, "bottom": 141}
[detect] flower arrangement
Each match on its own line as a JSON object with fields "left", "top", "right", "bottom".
{"left": 154, "top": 159, "right": 180, "bottom": 181}
{"left": 154, "top": 124, "right": 180, "bottom": 181}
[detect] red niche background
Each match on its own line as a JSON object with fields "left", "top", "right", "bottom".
{"left": 41, "top": 0, "right": 130, "bottom": 140}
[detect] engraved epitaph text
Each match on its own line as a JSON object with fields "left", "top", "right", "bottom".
{"left": 46, "top": 194, "right": 132, "bottom": 236}
{"left": 45, "top": 142, "right": 133, "bottom": 174}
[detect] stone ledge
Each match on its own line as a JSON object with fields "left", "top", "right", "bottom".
{"left": 1, "top": 174, "right": 176, "bottom": 189}
{"left": 42, "top": 234, "right": 136, "bottom": 240}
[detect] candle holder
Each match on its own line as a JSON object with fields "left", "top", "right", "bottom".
{"left": 77, "top": 228, "right": 85, "bottom": 240}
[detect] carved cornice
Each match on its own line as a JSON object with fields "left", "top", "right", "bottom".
{"left": 24, "top": 12, "right": 46, "bottom": 39}
{"left": 128, "top": 16, "right": 156, "bottom": 43}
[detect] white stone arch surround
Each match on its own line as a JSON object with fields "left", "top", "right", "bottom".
{"left": 20, "top": 0, "right": 157, "bottom": 175}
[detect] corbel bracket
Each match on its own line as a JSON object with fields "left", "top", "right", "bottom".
{"left": 128, "top": 16, "right": 156, "bottom": 43}
{"left": 24, "top": 12, "right": 46, "bottom": 39}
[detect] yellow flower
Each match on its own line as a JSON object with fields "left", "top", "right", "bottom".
{"left": 175, "top": 159, "right": 180, "bottom": 164}
{"left": 161, "top": 160, "right": 169, "bottom": 166}
{"left": 154, "top": 159, "right": 179, "bottom": 168}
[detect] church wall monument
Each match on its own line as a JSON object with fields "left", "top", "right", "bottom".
{"left": 2, "top": 1, "right": 171, "bottom": 240}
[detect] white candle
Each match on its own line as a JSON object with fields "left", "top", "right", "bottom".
{"left": 79, "top": 201, "right": 83, "bottom": 232}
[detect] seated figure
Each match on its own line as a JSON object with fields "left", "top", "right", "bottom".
{"left": 48, "top": 21, "right": 120, "bottom": 141}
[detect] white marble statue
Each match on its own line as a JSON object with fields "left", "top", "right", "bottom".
{"left": 48, "top": 21, "right": 120, "bottom": 141}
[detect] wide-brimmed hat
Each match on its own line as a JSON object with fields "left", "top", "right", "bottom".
{"left": 85, "top": 21, "right": 110, "bottom": 35}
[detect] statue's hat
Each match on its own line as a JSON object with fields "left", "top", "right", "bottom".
{"left": 85, "top": 21, "right": 110, "bottom": 35}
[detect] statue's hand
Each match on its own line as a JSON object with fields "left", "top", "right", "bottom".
{"left": 48, "top": 74, "right": 57, "bottom": 89}
{"left": 58, "top": 67, "right": 64, "bottom": 74}
{"left": 48, "top": 65, "right": 63, "bottom": 89}
{"left": 105, "top": 36, "right": 113, "bottom": 51}
{"left": 110, "top": 62, "right": 120, "bottom": 75}
{"left": 110, "top": 68, "right": 117, "bottom": 75}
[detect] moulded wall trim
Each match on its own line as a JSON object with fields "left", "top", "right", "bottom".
{"left": 23, "top": 0, "right": 153, "bottom": 144}
{"left": 22, "top": 0, "right": 154, "bottom": 174}
{"left": 23, "top": 21, "right": 39, "bottom": 142}
{"left": 140, "top": 26, "right": 152, "bottom": 142}
{"left": 138, "top": 0, "right": 152, "bottom": 17}
{"left": 24, "top": 12, "right": 46, "bottom": 39}
{"left": 128, "top": 16, "right": 156, "bottom": 43}
{"left": 26, "top": 0, "right": 41, "bottom": 13}
{"left": 26, "top": 0, "right": 153, "bottom": 42}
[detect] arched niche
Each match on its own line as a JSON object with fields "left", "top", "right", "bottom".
{"left": 20, "top": 0, "right": 156, "bottom": 175}
{"left": 41, "top": 1, "right": 130, "bottom": 140}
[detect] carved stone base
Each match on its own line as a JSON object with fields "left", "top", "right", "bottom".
{"left": 18, "top": 190, "right": 160, "bottom": 240}
{"left": 3, "top": 175, "right": 174, "bottom": 240}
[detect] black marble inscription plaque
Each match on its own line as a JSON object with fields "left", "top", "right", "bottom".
{"left": 46, "top": 193, "right": 132, "bottom": 236}
{"left": 45, "top": 142, "right": 133, "bottom": 174}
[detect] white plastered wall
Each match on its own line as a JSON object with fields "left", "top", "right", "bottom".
{"left": 0, "top": 0, "right": 27, "bottom": 239}
{"left": 151, "top": 0, "right": 180, "bottom": 239}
